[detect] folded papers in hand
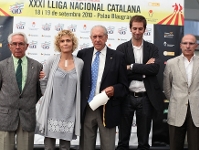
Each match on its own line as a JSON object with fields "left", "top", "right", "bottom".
{"left": 89, "top": 91, "right": 109, "bottom": 111}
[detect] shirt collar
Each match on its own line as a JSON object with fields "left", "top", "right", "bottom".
{"left": 12, "top": 55, "right": 27, "bottom": 64}
{"left": 132, "top": 40, "right": 144, "bottom": 49}
{"left": 182, "top": 54, "right": 195, "bottom": 61}
{"left": 93, "top": 46, "right": 107, "bottom": 56}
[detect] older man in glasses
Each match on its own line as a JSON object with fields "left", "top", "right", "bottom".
{"left": 0, "top": 32, "right": 42, "bottom": 150}
{"left": 163, "top": 34, "right": 199, "bottom": 150}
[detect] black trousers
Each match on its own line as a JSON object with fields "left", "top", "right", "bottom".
{"left": 169, "top": 104, "right": 199, "bottom": 150}
{"left": 116, "top": 94, "right": 153, "bottom": 150}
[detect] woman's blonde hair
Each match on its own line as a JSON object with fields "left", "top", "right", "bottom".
{"left": 54, "top": 30, "right": 78, "bottom": 52}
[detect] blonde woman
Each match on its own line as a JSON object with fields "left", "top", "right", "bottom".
{"left": 36, "top": 30, "right": 83, "bottom": 150}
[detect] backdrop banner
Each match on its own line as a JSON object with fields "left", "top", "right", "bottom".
{"left": 0, "top": 16, "right": 13, "bottom": 61}
{"left": 0, "top": 0, "right": 184, "bottom": 146}
{"left": 153, "top": 24, "right": 183, "bottom": 146}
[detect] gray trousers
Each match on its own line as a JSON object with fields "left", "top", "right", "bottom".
{"left": 0, "top": 121, "right": 34, "bottom": 150}
{"left": 80, "top": 106, "right": 116, "bottom": 150}
{"left": 44, "top": 137, "right": 70, "bottom": 150}
{"left": 169, "top": 104, "right": 199, "bottom": 150}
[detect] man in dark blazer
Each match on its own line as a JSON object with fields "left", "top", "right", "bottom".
{"left": 0, "top": 32, "right": 42, "bottom": 150}
{"left": 116, "top": 15, "right": 164, "bottom": 150}
{"left": 77, "top": 25, "right": 128, "bottom": 150}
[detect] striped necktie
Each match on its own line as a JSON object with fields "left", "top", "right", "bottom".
{"left": 16, "top": 59, "right": 22, "bottom": 92}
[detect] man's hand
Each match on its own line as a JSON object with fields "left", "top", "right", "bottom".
{"left": 39, "top": 71, "right": 45, "bottom": 79}
{"left": 127, "top": 65, "right": 131, "bottom": 70}
{"left": 146, "top": 58, "right": 155, "bottom": 64}
{"left": 104, "top": 86, "right": 114, "bottom": 97}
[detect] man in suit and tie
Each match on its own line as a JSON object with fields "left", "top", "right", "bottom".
{"left": 0, "top": 32, "right": 42, "bottom": 150}
{"left": 163, "top": 34, "right": 199, "bottom": 150}
{"left": 116, "top": 15, "right": 164, "bottom": 150}
{"left": 77, "top": 25, "right": 128, "bottom": 150}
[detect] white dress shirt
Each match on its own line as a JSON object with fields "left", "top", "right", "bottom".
{"left": 183, "top": 54, "right": 194, "bottom": 87}
{"left": 129, "top": 42, "right": 146, "bottom": 92}
{"left": 92, "top": 47, "right": 106, "bottom": 95}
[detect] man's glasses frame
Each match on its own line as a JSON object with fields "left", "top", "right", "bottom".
{"left": 181, "top": 42, "right": 197, "bottom": 46}
{"left": 10, "top": 42, "right": 27, "bottom": 47}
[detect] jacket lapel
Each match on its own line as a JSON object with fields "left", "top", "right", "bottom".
{"left": 73, "top": 56, "right": 81, "bottom": 82}
{"left": 7, "top": 57, "right": 19, "bottom": 91}
{"left": 85, "top": 48, "right": 94, "bottom": 81}
{"left": 190, "top": 56, "right": 199, "bottom": 86}
{"left": 101, "top": 48, "right": 113, "bottom": 83}
{"left": 178, "top": 55, "right": 187, "bottom": 83}
{"left": 23, "top": 58, "right": 34, "bottom": 91}
{"left": 127, "top": 41, "right": 135, "bottom": 63}
{"left": 143, "top": 41, "right": 149, "bottom": 64}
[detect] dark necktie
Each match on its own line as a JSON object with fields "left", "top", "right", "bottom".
{"left": 88, "top": 51, "right": 100, "bottom": 102}
{"left": 16, "top": 59, "right": 22, "bottom": 92}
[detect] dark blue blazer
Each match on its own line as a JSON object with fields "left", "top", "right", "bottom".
{"left": 77, "top": 46, "right": 128, "bottom": 128}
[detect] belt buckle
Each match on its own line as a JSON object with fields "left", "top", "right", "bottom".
{"left": 134, "top": 92, "right": 139, "bottom": 98}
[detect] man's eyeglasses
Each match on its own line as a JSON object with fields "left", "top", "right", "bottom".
{"left": 181, "top": 42, "right": 196, "bottom": 46}
{"left": 10, "top": 42, "right": 26, "bottom": 47}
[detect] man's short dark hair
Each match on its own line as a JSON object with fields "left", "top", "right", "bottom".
{"left": 129, "top": 15, "right": 147, "bottom": 29}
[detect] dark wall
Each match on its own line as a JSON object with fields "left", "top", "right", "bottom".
{"left": 152, "top": 25, "right": 184, "bottom": 146}
{"left": 0, "top": 16, "right": 13, "bottom": 61}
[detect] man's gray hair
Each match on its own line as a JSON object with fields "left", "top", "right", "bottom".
{"left": 7, "top": 32, "right": 28, "bottom": 44}
{"left": 90, "top": 25, "right": 108, "bottom": 36}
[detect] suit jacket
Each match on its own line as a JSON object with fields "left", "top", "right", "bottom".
{"left": 0, "top": 56, "right": 42, "bottom": 132}
{"left": 77, "top": 46, "right": 128, "bottom": 128}
{"left": 116, "top": 40, "right": 164, "bottom": 114}
{"left": 163, "top": 55, "right": 199, "bottom": 127}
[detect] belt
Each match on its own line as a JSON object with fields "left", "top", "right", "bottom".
{"left": 129, "top": 91, "right": 147, "bottom": 98}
